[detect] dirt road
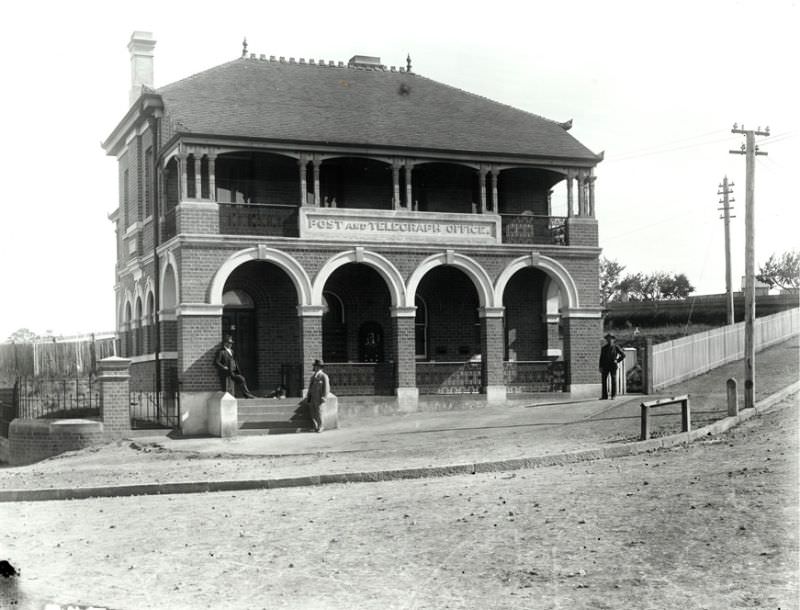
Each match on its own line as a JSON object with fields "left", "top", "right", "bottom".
{"left": 1, "top": 395, "right": 797, "bottom": 609}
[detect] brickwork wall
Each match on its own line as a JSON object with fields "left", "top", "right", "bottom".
{"left": 129, "top": 358, "right": 178, "bottom": 392}
{"left": 178, "top": 315, "right": 222, "bottom": 392}
{"left": 567, "top": 217, "right": 599, "bottom": 248}
{"left": 392, "top": 316, "right": 416, "bottom": 387}
{"left": 562, "top": 316, "right": 603, "bottom": 385}
{"left": 300, "top": 315, "right": 323, "bottom": 385}
{"left": 503, "top": 267, "right": 547, "bottom": 360}
{"left": 161, "top": 320, "right": 178, "bottom": 351}
{"left": 177, "top": 203, "right": 220, "bottom": 234}
{"left": 480, "top": 316, "right": 505, "bottom": 386}
{"left": 8, "top": 420, "right": 106, "bottom": 466}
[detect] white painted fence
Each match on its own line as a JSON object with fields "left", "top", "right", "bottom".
{"left": 651, "top": 307, "right": 800, "bottom": 391}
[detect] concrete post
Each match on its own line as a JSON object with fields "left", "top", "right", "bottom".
{"left": 98, "top": 356, "right": 132, "bottom": 437}
{"left": 727, "top": 378, "right": 738, "bottom": 416}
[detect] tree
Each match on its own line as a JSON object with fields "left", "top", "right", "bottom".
{"left": 757, "top": 250, "right": 800, "bottom": 291}
{"left": 615, "top": 271, "right": 696, "bottom": 302}
{"left": 599, "top": 257, "right": 626, "bottom": 306}
{"left": 6, "top": 328, "right": 38, "bottom": 343}
{"left": 659, "top": 273, "right": 695, "bottom": 300}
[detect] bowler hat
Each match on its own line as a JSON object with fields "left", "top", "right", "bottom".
{"left": 604, "top": 333, "right": 616, "bottom": 340}
{"left": 313, "top": 358, "right": 324, "bottom": 367}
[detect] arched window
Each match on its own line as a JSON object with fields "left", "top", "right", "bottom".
{"left": 415, "top": 295, "right": 428, "bottom": 360}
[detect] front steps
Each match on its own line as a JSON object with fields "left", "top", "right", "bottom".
{"left": 237, "top": 398, "right": 313, "bottom": 434}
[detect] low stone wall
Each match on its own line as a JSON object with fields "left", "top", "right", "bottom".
{"left": 7, "top": 419, "right": 105, "bottom": 466}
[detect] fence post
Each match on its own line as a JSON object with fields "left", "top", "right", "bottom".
{"left": 727, "top": 378, "right": 738, "bottom": 417}
{"left": 644, "top": 338, "right": 654, "bottom": 395}
{"left": 98, "top": 356, "right": 132, "bottom": 437}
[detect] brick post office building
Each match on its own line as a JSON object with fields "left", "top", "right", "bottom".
{"left": 104, "top": 32, "right": 605, "bottom": 431}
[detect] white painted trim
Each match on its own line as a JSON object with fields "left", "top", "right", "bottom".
{"left": 297, "top": 305, "right": 325, "bottom": 318}
{"left": 159, "top": 310, "right": 177, "bottom": 321}
{"left": 312, "top": 248, "right": 406, "bottom": 308}
{"left": 479, "top": 306, "right": 505, "bottom": 319}
{"left": 177, "top": 200, "right": 218, "bottom": 211}
{"left": 129, "top": 352, "right": 178, "bottom": 364}
{"left": 209, "top": 246, "right": 312, "bottom": 306}
{"left": 494, "top": 253, "right": 580, "bottom": 310}
{"left": 391, "top": 306, "right": 417, "bottom": 318}
{"left": 406, "top": 251, "right": 494, "bottom": 308}
{"left": 177, "top": 303, "right": 224, "bottom": 316}
{"left": 561, "top": 307, "right": 603, "bottom": 319}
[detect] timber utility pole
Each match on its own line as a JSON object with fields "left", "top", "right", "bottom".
{"left": 730, "top": 123, "right": 769, "bottom": 410}
{"left": 717, "top": 176, "right": 735, "bottom": 325}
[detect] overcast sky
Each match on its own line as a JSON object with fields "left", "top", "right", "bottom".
{"left": 0, "top": 0, "right": 797, "bottom": 340}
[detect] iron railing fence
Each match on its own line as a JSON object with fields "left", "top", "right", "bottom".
{"left": 417, "top": 361, "right": 483, "bottom": 394}
{"left": 323, "top": 363, "right": 394, "bottom": 396}
{"left": 15, "top": 376, "right": 100, "bottom": 420}
{"left": 129, "top": 390, "right": 180, "bottom": 430}
{"left": 504, "top": 360, "right": 566, "bottom": 393}
{"left": 501, "top": 214, "right": 567, "bottom": 245}
{"left": 219, "top": 202, "right": 299, "bottom": 237}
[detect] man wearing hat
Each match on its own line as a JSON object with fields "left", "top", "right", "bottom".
{"left": 301, "top": 358, "right": 330, "bottom": 432}
{"left": 214, "top": 335, "right": 256, "bottom": 399}
{"left": 599, "top": 333, "right": 626, "bottom": 400}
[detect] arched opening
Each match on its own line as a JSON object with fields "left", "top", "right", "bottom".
{"left": 502, "top": 267, "right": 566, "bottom": 392}
{"left": 320, "top": 157, "right": 392, "bottom": 209}
{"left": 413, "top": 266, "right": 481, "bottom": 394}
{"left": 412, "top": 162, "right": 478, "bottom": 214}
{"left": 133, "top": 297, "right": 143, "bottom": 356}
{"left": 321, "top": 263, "right": 393, "bottom": 394}
{"left": 162, "top": 265, "right": 177, "bottom": 312}
{"left": 222, "top": 261, "right": 302, "bottom": 395}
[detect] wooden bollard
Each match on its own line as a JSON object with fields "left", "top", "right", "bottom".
{"left": 727, "top": 378, "right": 738, "bottom": 417}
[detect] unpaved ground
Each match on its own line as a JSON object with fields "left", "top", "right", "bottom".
{"left": 1, "top": 396, "right": 797, "bottom": 610}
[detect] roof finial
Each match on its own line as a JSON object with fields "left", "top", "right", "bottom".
{"left": 241, "top": 37, "right": 248, "bottom": 58}
{"left": 406, "top": 53, "right": 412, "bottom": 73}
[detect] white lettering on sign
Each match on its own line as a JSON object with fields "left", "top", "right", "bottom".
{"left": 307, "top": 217, "right": 491, "bottom": 236}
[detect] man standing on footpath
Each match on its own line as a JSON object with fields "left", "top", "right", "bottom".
{"left": 599, "top": 333, "right": 626, "bottom": 400}
{"left": 214, "top": 336, "right": 256, "bottom": 399}
{"left": 301, "top": 358, "right": 330, "bottom": 432}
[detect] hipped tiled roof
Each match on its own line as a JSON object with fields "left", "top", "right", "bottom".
{"left": 157, "top": 57, "right": 599, "bottom": 162}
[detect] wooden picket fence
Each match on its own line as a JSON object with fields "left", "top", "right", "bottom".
{"left": 651, "top": 307, "right": 799, "bottom": 391}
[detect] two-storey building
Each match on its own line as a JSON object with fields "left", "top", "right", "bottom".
{"left": 104, "top": 32, "right": 605, "bottom": 433}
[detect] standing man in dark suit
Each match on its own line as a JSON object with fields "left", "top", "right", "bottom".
{"left": 215, "top": 336, "right": 256, "bottom": 398}
{"left": 599, "top": 333, "right": 626, "bottom": 400}
{"left": 300, "top": 358, "right": 330, "bottom": 432}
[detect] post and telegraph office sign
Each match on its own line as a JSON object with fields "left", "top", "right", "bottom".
{"left": 299, "top": 208, "right": 501, "bottom": 245}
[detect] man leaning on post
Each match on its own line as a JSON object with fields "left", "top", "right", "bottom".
{"left": 599, "top": 333, "right": 626, "bottom": 400}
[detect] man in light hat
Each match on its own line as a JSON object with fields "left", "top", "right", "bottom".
{"left": 300, "top": 358, "right": 330, "bottom": 432}
{"left": 599, "top": 333, "right": 625, "bottom": 400}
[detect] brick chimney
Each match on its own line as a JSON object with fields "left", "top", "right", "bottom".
{"left": 128, "top": 31, "right": 156, "bottom": 107}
